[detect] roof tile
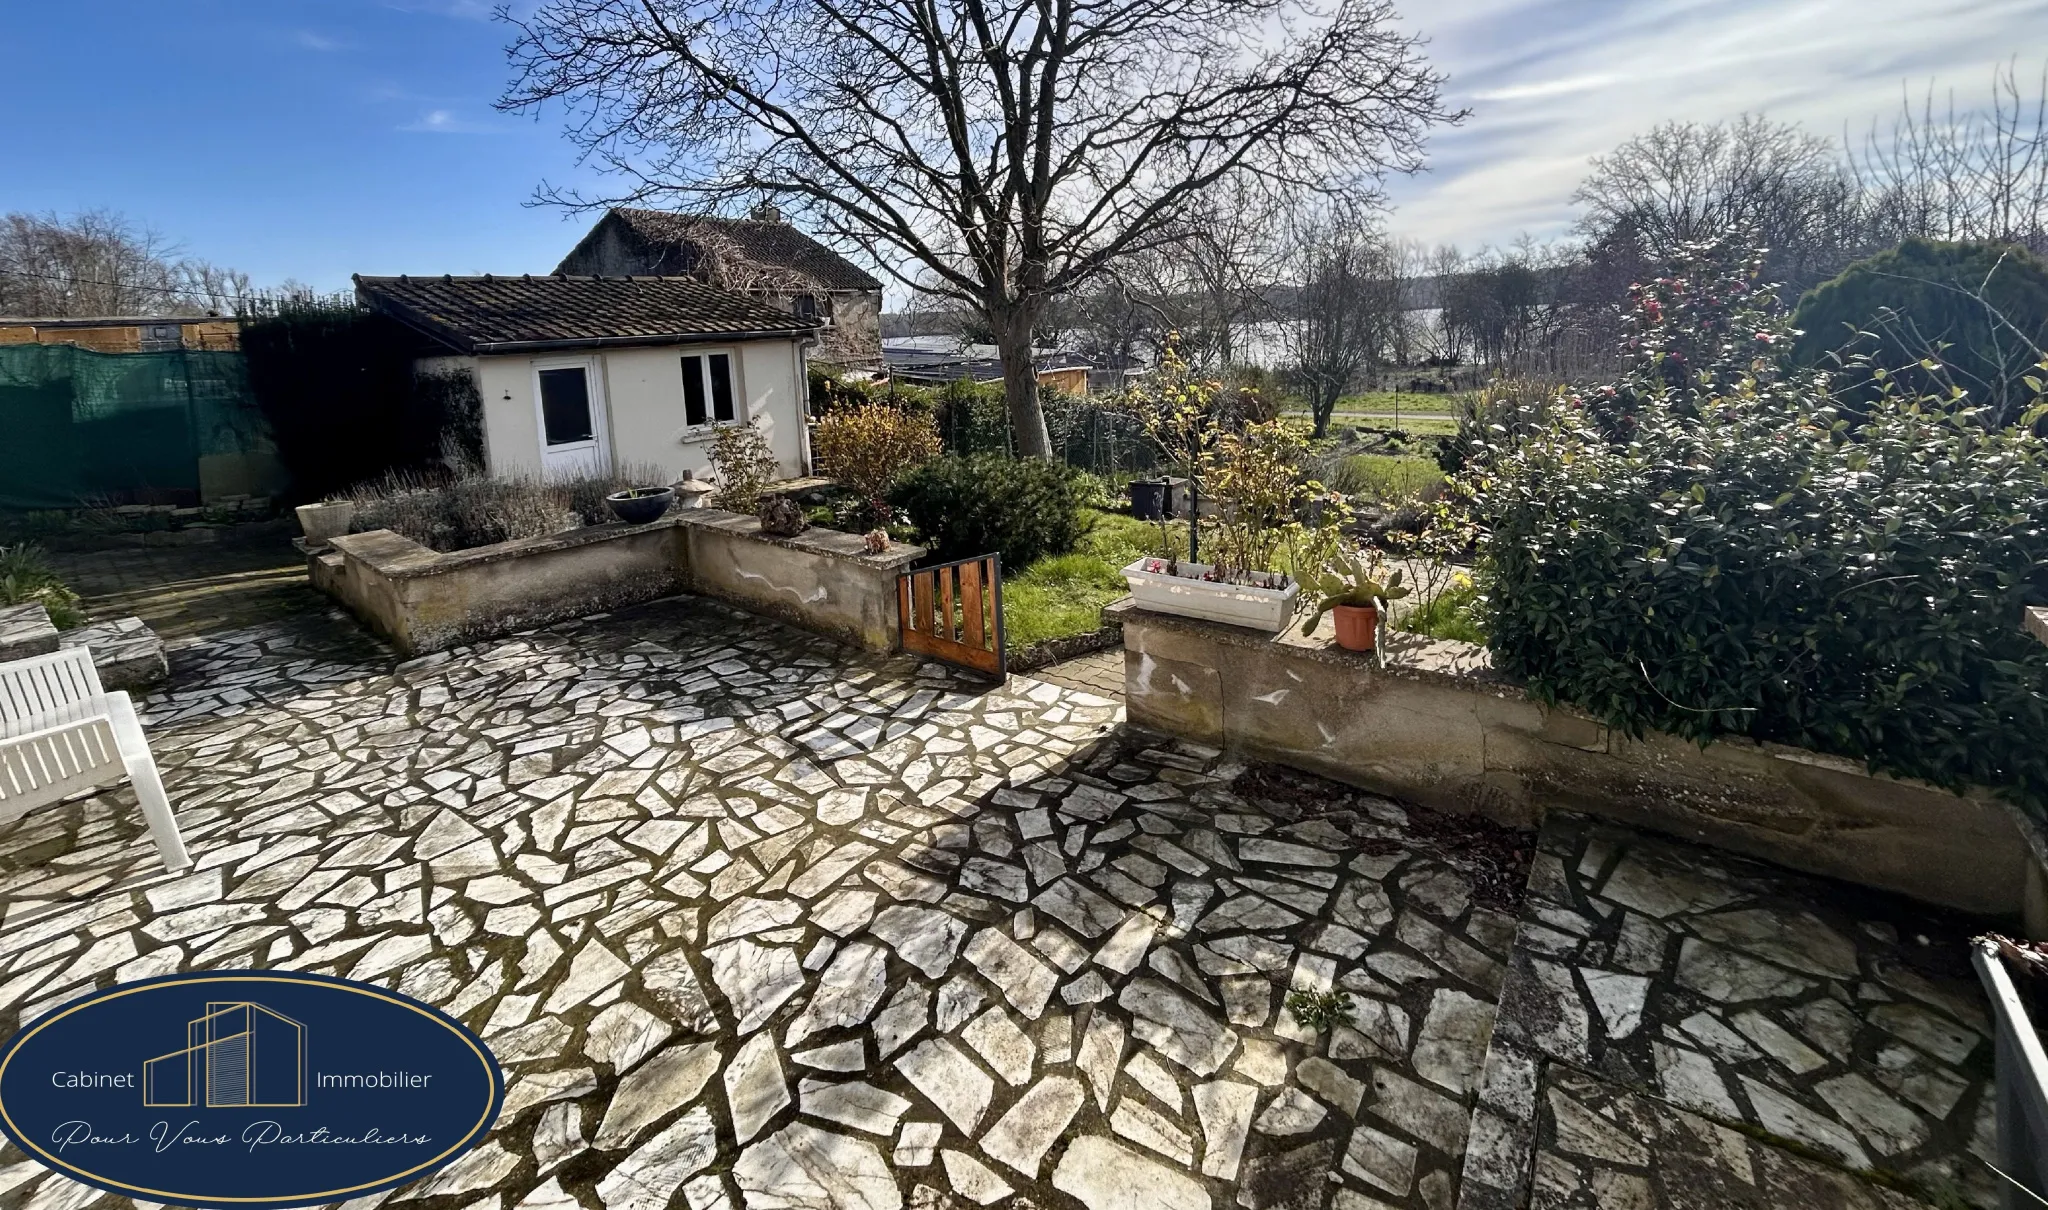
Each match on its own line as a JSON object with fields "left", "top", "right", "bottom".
{"left": 353, "top": 274, "right": 817, "bottom": 352}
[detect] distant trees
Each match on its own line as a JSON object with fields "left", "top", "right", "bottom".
{"left": 503, "top": 0, "right": 1458, "bottom": 457}
{"left": 1851, "top": 60, "right": 2048, "bottom": 256}
{"left": 0, "top": 210, "right": 253, "bottom": 318}
{"left": 1573, "top": 115, "right": 1862, "bottom": 295}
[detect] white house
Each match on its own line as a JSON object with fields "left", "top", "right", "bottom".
{"left": 353, "top": 273, "right": 820, "bottom": 484}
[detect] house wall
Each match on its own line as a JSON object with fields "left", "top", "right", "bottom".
{"left": 468, "top": 339, "right": 807, "bottom": 484}
{"left": 816, "top": 289, "right": 883, "bottom": 368}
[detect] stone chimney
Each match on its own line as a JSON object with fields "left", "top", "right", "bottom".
{"left": 750, "top": 200, "right": 784, "bottom": 224}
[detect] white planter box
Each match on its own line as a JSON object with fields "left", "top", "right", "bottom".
{"left": 1123, "top": 559, "right": 1298, "bottom": 633}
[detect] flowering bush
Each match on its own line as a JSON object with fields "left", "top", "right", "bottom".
{"left": 1471, "top": 236, "right": 2048, "bottom": 814}
{"left": 810, "top": 401, "right": 941, "bottom": 527}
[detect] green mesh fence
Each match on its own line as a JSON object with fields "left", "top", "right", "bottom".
{"left": 0, "top": 344, "right": 273, "bottom": 510}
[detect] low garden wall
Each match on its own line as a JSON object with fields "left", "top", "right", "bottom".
{"left": 1108, "top": 598, "right": 2048, "bottom": 929}
{"left": 312, "top": 511, "right": 923, "bottom": 659}
{"left": 671, "top": 510, "right": 922, "bottom": 652}
{"left": 315, "top": 522, "right": 687, "bottom": 656}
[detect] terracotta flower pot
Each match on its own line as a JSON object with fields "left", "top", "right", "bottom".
{"left": 1331, "top": 603, "right": 1378, "bottom": 652}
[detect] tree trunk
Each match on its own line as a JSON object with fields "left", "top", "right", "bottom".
{"left": 992, "top": 305, "right": 1053, "bottom": 459}
{"left": 1311, "top": 385, "right": 1336, "bottom": 440}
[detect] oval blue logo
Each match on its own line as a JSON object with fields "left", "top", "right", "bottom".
{"left": 0, "top": 970, "right": 504, "bottom": 1209}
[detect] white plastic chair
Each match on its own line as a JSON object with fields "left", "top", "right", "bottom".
{"left": 0, "top": 647, "right": 191, "bottom": 872}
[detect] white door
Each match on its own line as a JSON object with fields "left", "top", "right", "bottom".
{"left": 533, "top": 359, "right": 610, "bottom": 480}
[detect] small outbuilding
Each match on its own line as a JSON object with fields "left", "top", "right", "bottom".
{"left": 354, "top": 273, "right": 820, "bottom": 484}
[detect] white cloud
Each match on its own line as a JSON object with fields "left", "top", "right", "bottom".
{"left": 402, "top": 109, "right": 504, "bottom": 134}
{"left": 1384, "top": 0, "right": 2048, "bottom": 249}
{"left": 293, "top": 30, "right": 349, "bottom": 52}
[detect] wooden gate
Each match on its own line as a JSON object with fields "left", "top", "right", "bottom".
{"left": 898, "top": 554, "right": 1006, "bottom": 679}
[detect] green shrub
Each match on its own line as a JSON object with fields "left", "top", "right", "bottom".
{"left": 1475, "top": 236, "right": 2048, "bottom": 815}
{"left": 1792, "top": 238, "right": 2048, "bottom": 427}
{"left": 0, "top": 542, "right": 84, "bottom": 629}
{"left": 892, "top": 454, "right": 1088, "bottom": 567}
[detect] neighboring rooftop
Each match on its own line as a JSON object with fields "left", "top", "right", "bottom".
{"left": 880, "top": 337, "right": 1091, "bottom": 384}
{"left": 353, "top": 273, "right": 820, "bottom": 354}
{"left": 0, "top": 314, "right": 233, "bottom": 326}
{"left": 557, "top": 208, "right": 885, "bottom": 293}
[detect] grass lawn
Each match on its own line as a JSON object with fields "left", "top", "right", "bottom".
{"left": 1003, "top": 509, "right": 1167, "bottom": 652}
{"left": 1332, "top": 389, "right": 1461, "bottom": 414}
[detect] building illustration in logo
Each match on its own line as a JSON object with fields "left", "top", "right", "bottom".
{"left": 143, "top": 1002, "right": 307, "bottom": 1108}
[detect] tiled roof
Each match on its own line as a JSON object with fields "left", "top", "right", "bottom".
{"left": 354, "top": 273, "right": 819, "bottom": 353}
{"left": 571, "top": 209, "right": 885, "bottom": 293}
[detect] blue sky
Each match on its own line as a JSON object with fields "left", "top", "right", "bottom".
{"left": 5, "top": 0, "right": 607, "bottom": 291}
{"left": 7, "top": 0, "right": 2047, "bottom": 298}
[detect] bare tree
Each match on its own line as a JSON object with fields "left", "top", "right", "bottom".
{"left": 176, "top": 261, "right": 256, "bottom": 316}
{"left": 501, "top": 0, "right": 1458, "bottom": 457}
{"left": 1851, "top": 59, "right": 2048, "bottom": 255}
{"left": 0, "top": 211, "right": 187, "bottom": 317}
{"left": 1573, "top": 115, "right": 1865, "bottom": 295}
{"left": 1282, "top": 215, "right": 1396, "bottom": 438}
{"left": 0, "top": 210, "right": 268, "bottom": 319}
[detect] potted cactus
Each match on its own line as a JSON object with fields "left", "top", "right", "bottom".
{"left": 1301, "top": 547, "right": 1408, "bottom": 652}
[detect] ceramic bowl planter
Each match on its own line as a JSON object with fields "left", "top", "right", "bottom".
{"left": 294, "top": 501, "right": 355, "bottom": 547}
{"left": 1330, "top": 603, "right": 1379, "bottom": 652}
{"left": 1122, "top": 558, "right": 1298, "bottom": 633}
{"left": 605, "top": 487, "right": 675, "bottom": 525}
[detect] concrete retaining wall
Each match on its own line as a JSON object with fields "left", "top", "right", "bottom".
{"left": 313, "top": 511, "right": 923, "bottom": 659}
{"left": 672, "top": 510, "right": 921, "bottom": 652}
{"left": 1109, "top": 598, "right": 2048, "bottom": 927}
{"left": 318, "top": 522, "right": 688, "bottom": 656}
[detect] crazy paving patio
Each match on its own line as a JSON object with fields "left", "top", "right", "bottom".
{"left": 0, "top": 596, "right": 2008, "bottom": 1210}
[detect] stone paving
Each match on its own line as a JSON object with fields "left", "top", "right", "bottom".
{"left": 44, "top": 528, "right": 315, "bottom": 641}
{"left": 1461, "top": 815, "right": 1999, "bottom": 1210}
{"left": 1032, "top": 652, "right": 1123, "bottom": 701}
{"left": 0, "top": 597, "right": 1528, "bottom": 1210}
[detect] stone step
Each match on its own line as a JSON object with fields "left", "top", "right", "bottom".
{"left": 1456, "top": 812, "right": 1998, "bottom": 1210}
{"left": 0, "top": 601, "right": 169, "bottom": 692}
{"left": 0, "top": 601, "right": 60, "bottom": 663}
{"left": 58, "top": 615, "right": 169, "bottom": 692}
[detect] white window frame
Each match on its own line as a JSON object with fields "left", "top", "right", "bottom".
{"left": 677, "top": 347, "right": 746, "bottom": 436}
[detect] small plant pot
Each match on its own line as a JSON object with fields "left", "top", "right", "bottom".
{"left": 294, "top": 501, "right": 354, "bottom": 547}
{"left": 605, "top": 487, "right": 675, "bottom": 525}
{"left": 1331, "top": 603, "right": 1379, "bottom": 652}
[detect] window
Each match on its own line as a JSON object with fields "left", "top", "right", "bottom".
{"left": 792, "top": 294, "right": 819, "bottom": 321}
{"left": 681, "top": 353, "right": 738, "bottom": 427}
{"left": 537, "top": 367, "right": 595, "bottom": 445}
